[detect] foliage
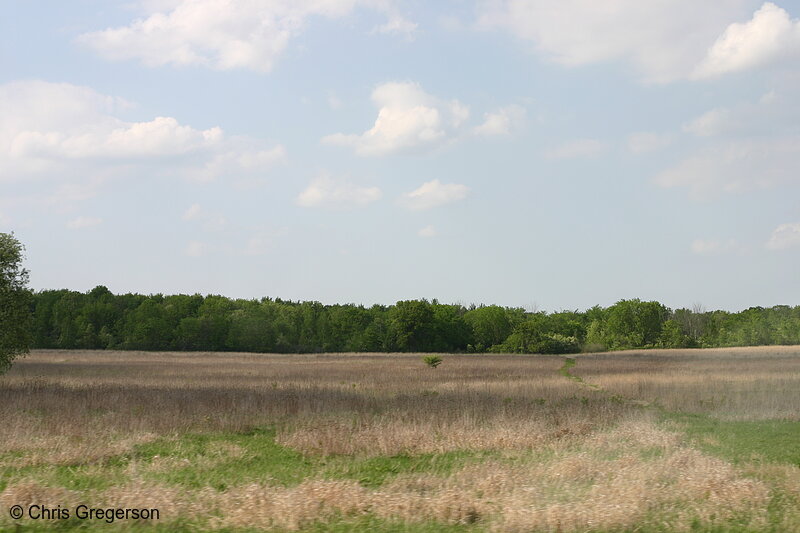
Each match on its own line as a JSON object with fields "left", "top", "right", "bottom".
{"left": 422, "top": 355, "right": 443, "bottom": 368}
{"left": 463, "top": 305, "right": 518, "bottom": 351}
{"left": 0, "top": 233, "right": 32, "bottom": 373}
{"left": 27, "top": 288, "right": 800, "bottom": 355}
{"left": 602, "top": 299, "right": 670, "bottom": 349}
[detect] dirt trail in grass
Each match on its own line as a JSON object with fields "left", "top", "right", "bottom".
{"left": 559, "top": 357, "right": 653, "bottom": 408}
{"left": 558, "top": 358, "right": 600, "bottom": 390}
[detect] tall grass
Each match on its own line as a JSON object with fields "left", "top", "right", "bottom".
{"left": 1, "top": 348, "right": 798, "bottom": 531}
{"left": 572, "top": 346, "right": 800, "bottom": 420}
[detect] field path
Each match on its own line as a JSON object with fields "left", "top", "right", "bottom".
{"left": 559, "top": 356, "right": 655, "bottom": 408}
{"left": 558, "top": 357, "right": 600, "bottom": 390}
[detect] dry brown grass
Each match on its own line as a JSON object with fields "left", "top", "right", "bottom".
{"left": 572, "top": 346, "right": 800, "bottom": 419}
{"left": 1, "top": 348, "right": 798, "bottom": 531}
{"left": 1, "top": 419, "right": 771, "bottom": 532}
{"left": 0, "top": 350, "right": 626, "bottom": 462}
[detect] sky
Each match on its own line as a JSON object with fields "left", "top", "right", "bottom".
{"left": 1, "top": 0, "right": 799, "bottom": 312}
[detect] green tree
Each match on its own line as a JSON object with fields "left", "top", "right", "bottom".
{"left": 390, "top": 300, "right": 435, "bottom": 352}
{"left": 430, "top": 303, "right": 472, "bottom": 351}
{"left": 121, "top": 297, "right": 172, "bottom": 350}
{"left": 604, "top": 299, "right": 670, "bottom": 349}
{"left": 0, "top": 233, "right": 33, "bottom": 372}
{"left": 463, "top": 305, "right": 515, "bottom": 351}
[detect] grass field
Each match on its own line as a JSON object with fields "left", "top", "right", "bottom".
{"left": 1, "top": 347, "right": 798, "bottom": 532}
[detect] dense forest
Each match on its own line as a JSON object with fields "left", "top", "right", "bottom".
{"left": 29, "top": 287, "right": 800, "bottom": 354}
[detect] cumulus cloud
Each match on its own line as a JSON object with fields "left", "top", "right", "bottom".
{"left": 66, "top": 216, "right": 103, "bottom": 229}
{"left": 0, "top": 81, "right": 284, "bottom": 189}
{"left": 766, "top": 222, "right": 800, "bottom": 250}
{"left": 627, "top": 132, "right": 672, "bottom": 153}
{"left": 683, "top": 108, "right": 733, "bottom": 137}
{"left": 691, "top": 238, "right": 741, "bottom": 255}
{"left": 244, "top": 236, "right": 270, "bottom": 256}
{"left": 655, "top": 136, "right": 800, "bottom": 198}
{"left": 659, "top": 87, "right": 800, "bottom": 198}
{"left": 328, "top": 93, "right": 343, "bottom": 110}
{"left": 182, "top": 203, "right": 203, "bottom": 221}
{"left": 544, "top": 138, "right": 606, "bottom": 159}
{"left": 373, "top": 14, "right": 418, "bottom": 38}
{"left": 683, "top": 89, "right": 800, "bottom": 140}
{"left": 479, "top": 1, "right": 800, "bottom": 83}
{"left": 418, "top": 225, "right": 437, "bottom": 237}
{"left": 79, "top": 0, "right": 414, "bottom": 72}
{"left": 197, "top": 144, "right": 287, "bottom": 185}
{"left": 693, "top": 3, "right": 800, "bottom": 79}
{"left": 296, "top": 175, "right": 382, "bottom": 208}
{"left": 479, "top": 0, "right": 753, "bottom": 83}
{"left": 322, "top": 82, "right": 469, "bottom": 156}
{"left": 243, "top": 226, "right": 288, "bottom": 256}
{"left": 184, "top": 240, "right": 211, "bottom": 257}
{"left": 399, "top": 179, "right": 469, "bottom": 210}
{"left": 473, "top": 105, "right": 526, "bottom": 136}
{"left": 181, "top": 204, "right": 227, "bottom": 230}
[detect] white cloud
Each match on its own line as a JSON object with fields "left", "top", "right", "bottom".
{"left": 373, "top": 14, "right": 418, "bottom": 38}
{"left": 544, "top": 138, "right": 606, "bottom": 159}
{"left": 322, "top": 81, "right": 469, "bottom": 156}
{"left": 8, "top": 115, "right": 220, "bottom": 161}
{"left": 66, "top": 216, "right": 102, "bottom": 229}
{"left": 243, "top": 226, "right": 288, "bottom": 256}
{"left": 691, "top": 238, "right": 740, "bottom": 255}
{"left": 399, "top": 179, "right": 469, "bottom": 210}
{"left": 328, "top": 93, "right": 343, "bottom": 110}
{"left": 693, "top": 3, "right": 800, "bottom": 79}
{"left": 0, "top": 81, "right": 284, "bottom": 191}
{"left": 479, "top": 1, "right": 800, "bottom": 83}
{"left": 655, "top": 136, "right": 800, "bottom": 198}
{"left": 683, "top": 89, "right": 800, "bottom": 139}
{"left": 418, "top": 225, "right": 437, "bottom": 238}
{"left": 473, "top": 105, "right": 526, "bottom": 136}
{"left": 197, "top": 144, "right": 287, "bottom": 184}
{"left": 185, "top": 240, "right": 210, "bottom": 257}
{"left": 766, "top": 222, "right": 800, "bottom": 250}
{"left": 182, "top": 203, "right": 202, "bottom": 221}
{"left": 627, "top": 131, "right": 672, "bottom": 153}
{"left": 47, "top": 179, "right": 107, "bottom": 213}
{"left": 181, "top": 204, "right": 227, "bottom": 230}
{"left": 659, "top": 87, "right": 800, "bottom": 198}
{"left": 0, "top": 81, "right": 221, "bottom": 166}
{"left": 79, "top": 0, "right": 414, "bottom": 72}
{"left": 683, "top": 108, "right": 733, "bottom": 137}
{"left": 244, "top": 236, "right": 270, "bottom": 256}
{"left": 296, "top": 175, "right": 382, "bottom": 208}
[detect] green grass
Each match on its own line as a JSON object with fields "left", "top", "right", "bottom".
{"left": 0, "top": 462, "right": 126, "bottom": 494}
{"left": 3, "top": 515, "right": 487, "bottom": 533}
{"left": 132, "top": 427, "right": 488, "bottom": 490}
{"left": 1, "top": 427, "right": 489, "bottom": 497}
{"left": 130, "top": 427, "right": 315, "bottom": 490}
{"left": 662, "top": 412, "right": 800, "bottom": 466}
{"left": 322, "top": 450, "right": 493, "bottom": 488}
{"left": 559, "top": 357, "right": 600, "bottom": 390}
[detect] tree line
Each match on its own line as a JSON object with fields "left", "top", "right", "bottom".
{"left": 30, "top": 286, "right": 800, "bottom": 354}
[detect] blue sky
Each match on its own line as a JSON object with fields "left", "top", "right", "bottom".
{"left": 2, "top": 0, "right": 799, "bottom": 311}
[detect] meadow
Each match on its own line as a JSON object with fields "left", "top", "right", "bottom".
{"left": 1, "top": 347, "right": 798, "bottom": 532}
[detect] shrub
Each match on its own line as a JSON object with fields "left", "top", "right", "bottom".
{"left": 422, "top": 355, "right": 443, "bottom": 368}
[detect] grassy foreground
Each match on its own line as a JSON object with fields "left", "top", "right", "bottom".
{"left": 1, "top": 347, "right": 799, "bottom": 532}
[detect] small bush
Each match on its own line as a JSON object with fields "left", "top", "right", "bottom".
{"left": 422, "top": 355, "right": 443, "bottom": 369}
